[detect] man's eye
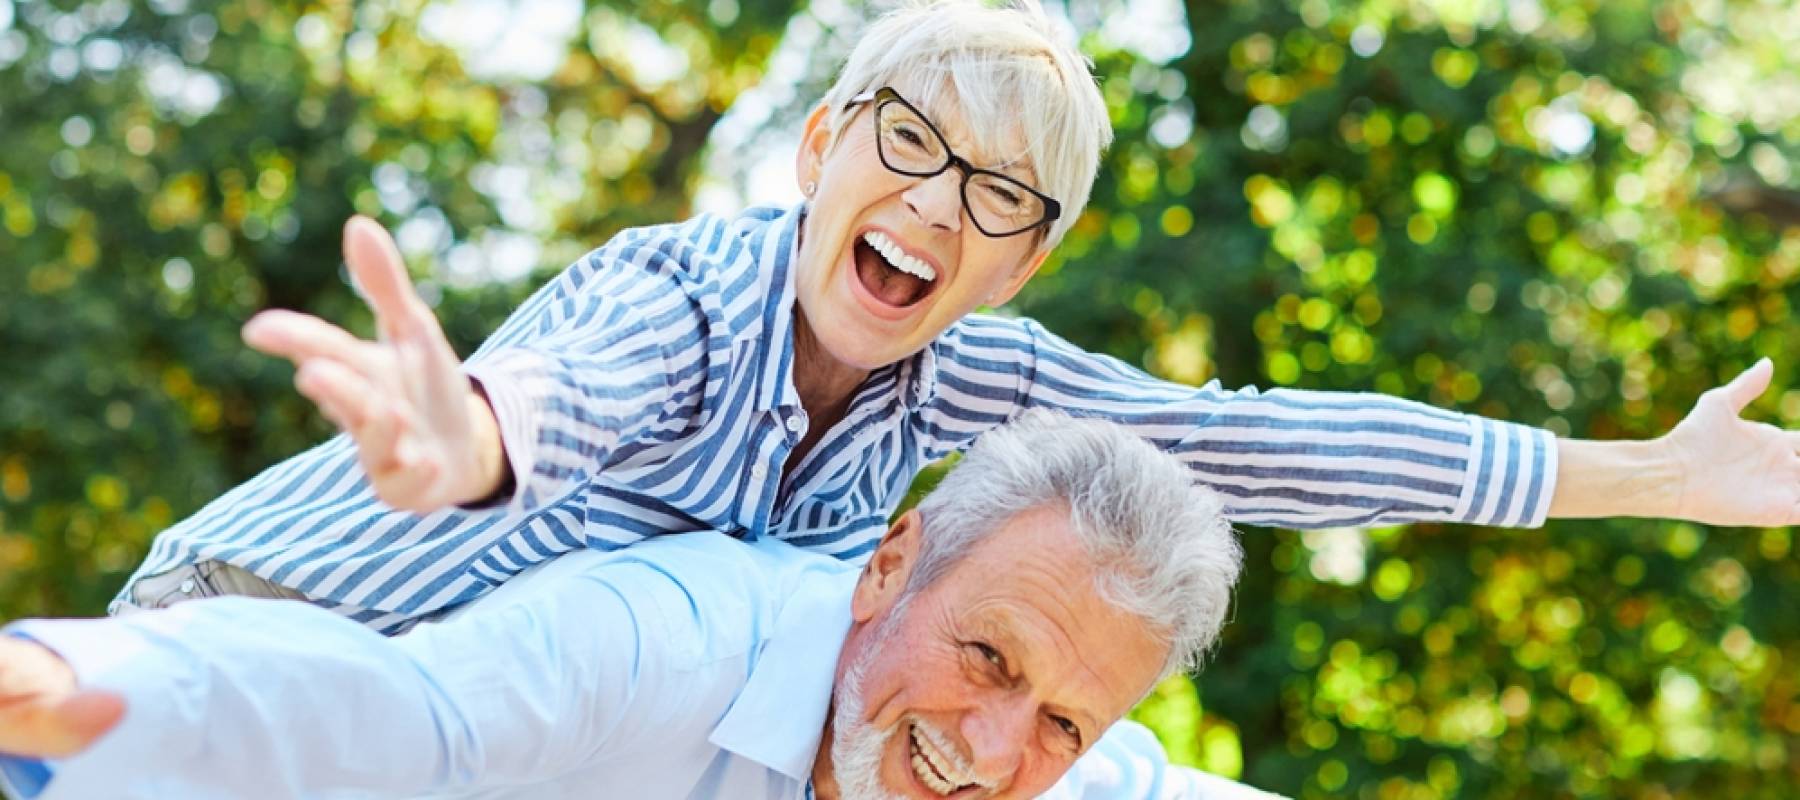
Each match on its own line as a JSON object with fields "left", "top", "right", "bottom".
{"left": 1052, "top": 716, "right": 1081, "bottom": 745}
{"left": 969, "top": 641, "right": 1005, "bottom": 671}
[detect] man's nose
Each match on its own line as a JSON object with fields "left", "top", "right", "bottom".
{"left": 902, "top": 169, "right": 963, "bottom": 234}
{"left": 959, "top": 696, "right": 1033, "bottom": 784}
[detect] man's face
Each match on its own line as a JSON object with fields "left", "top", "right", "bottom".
{"left": 825, "top": 505, "right": 1169, "bottom": 800}
{"left": 792, "top": 86, "right": 1052, "bottom": 371}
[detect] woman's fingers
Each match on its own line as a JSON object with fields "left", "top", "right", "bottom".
{"left": 294, "top": 359, "right": 451, "bottom": 513}
{"left": 295, "top": 359, "right": 408, "bottom": 473}
{"left": 343, "top": 216, "right": 434, "bottom": 341}
{"left": 243, "top": 310, "right": 385, "bottom": 378}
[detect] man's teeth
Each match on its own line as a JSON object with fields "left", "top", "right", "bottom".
{"left": 863, "top": 231, "right": 937, "bottom": 282}
{"left": 908, "top": 724, "right": 972, "bottom": 796}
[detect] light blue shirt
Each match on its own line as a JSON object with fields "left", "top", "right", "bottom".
{"left": 121, "top": 204, "right": 1555, "bottom": 632}
{"left": 3, "top": 534, "right": 1282, "bottom": 799}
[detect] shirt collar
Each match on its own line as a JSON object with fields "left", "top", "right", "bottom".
{"left": 708, "top": 563, "right": 857, "bottom": 782}
{"left": 897, "top": 340, "right": 940, "bottom": 411}
{"left": 748, "top": 204, "right": 805, "bottom": 414}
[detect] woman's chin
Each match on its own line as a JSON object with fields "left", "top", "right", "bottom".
{"left": 796, "top": 288, "right": 936, "bottom": 373}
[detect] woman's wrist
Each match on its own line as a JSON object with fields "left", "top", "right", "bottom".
{"left": 458, "top": 383, "right": 513, "bottom": 507}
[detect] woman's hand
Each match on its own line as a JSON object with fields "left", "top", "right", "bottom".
{"left": 0, "top": 637, "right": 121, "bottom": 758}
{"left": 1660, "top": 358, "right": 1800, "bottom": 526}
{"left": 242, "top": 217, "right": 507, "bottom": 514}
{"left": 1551, "top": 358, "right": 1800, "bottom": 526}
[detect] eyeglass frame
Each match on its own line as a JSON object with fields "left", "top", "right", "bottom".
{"left": 841, "top": 86, "right": 1063, "bottom": 239}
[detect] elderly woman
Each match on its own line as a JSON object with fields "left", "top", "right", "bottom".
{"left": 126, "top": 1, "right": 1789, "bottom": 669}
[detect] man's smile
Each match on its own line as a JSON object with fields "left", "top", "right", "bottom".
{"left": 907, "top": 720, "right": 979, "bottom": 796}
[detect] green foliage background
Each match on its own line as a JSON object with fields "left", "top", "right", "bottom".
{"left": 3, "top": 0, "right": 1798, "bottom": 797}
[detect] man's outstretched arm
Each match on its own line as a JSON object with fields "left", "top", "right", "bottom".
{"left": 0, "top": 552, "right": 685, "bottom": 799}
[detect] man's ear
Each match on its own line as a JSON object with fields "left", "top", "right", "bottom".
{"left": 795, "top": 102, "right": 834, "bottom": 197}
{"left": 986, "top": 249, "right": 1053, "bottom": 307}
{"left": 851, "top": 508, "right": 924, "bottom": 624}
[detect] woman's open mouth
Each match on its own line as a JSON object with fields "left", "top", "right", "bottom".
{"left": 852, "top": 230, "right": 938, "bottom": 310}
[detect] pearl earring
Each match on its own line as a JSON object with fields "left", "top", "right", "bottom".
{"left": 804, "top": 181, "right": 817, "bottom": 196}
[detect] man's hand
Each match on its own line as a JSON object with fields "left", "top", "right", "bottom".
{"left": 0, "top": 637, "right": 122, "bottom": 758}
{"left": 243, "top": 216, "right": 507, "bottom": 513}
{"left": 1552, "top": 358, "right": 1800, "bottom": 526}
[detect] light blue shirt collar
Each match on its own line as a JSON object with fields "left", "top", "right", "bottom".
{"left": 708, "top": 565, "right": 857, "bottom": 782}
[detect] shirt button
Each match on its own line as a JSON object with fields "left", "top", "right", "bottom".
{"left": 750, "top": 464, "right": 767, "bottom": 480}
{"left": 179, "top": 578, "right": 197, "bottom": 595}
{"left": 785, "top": 416, "right": 803, "bottom": 433}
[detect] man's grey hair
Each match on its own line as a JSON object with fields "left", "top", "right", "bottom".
{"left": 819, "top": 0, "right": 1113, "bottom": 249}
{"left": 908, "top": 409, "right": 1242, "bottom": 677}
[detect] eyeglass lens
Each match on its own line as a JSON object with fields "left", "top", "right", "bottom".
{"left": 874, "top": 98, "right": 1049, "bottom": 236}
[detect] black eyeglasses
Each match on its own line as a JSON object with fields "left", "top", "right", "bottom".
{"left": 843, "top": 87, "right": 1062, "bottom": 238}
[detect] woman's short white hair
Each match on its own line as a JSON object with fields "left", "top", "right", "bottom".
{"left": 819, "top": 0, "right": 1112, "bottom": 249}
{"left": 907, "top": 409, "right": 1243, "bottom": 677}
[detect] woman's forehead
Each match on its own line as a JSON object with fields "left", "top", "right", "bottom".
{"left": 889, "top": 75, "right": 1037, "bottom": 174}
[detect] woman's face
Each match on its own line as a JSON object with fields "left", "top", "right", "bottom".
{"left": 792, "top": 90, "right": 1052, "bottom": 372}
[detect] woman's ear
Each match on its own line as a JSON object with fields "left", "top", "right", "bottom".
{"left": 795, "top": 102, "right": 834, "bottom": 198}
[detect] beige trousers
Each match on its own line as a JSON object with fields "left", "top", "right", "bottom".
{"left": 113, "top": 561, "right": 307, "bottom": 614}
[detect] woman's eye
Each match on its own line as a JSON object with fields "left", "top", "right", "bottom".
{"left": 1052, "top": 716, "right": 1081, "bottom": 744}
{"left": 892, "top": 125, "right": 929, "bottom": 149}
{"left": 979, "top": 182, "right": 1026, "bottom": 211}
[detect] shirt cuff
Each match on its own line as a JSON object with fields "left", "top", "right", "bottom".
{"left": 0, "top": 632, "right": 56, "bottom": 799}
{"left": 464, "top": 351, "right": 559, "bottom": 515}
{"left": 1453, "top": 418, "right": 1559, "bottom": 528}
{"left": 1, "top": 618, "right": 203, "bottom": 799}
{"left": 0, "top": 746, "right": 52, "bottom": 799}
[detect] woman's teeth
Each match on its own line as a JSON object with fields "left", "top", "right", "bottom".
{"left": 863, "top": 231, "right": 937, "bottom": 282}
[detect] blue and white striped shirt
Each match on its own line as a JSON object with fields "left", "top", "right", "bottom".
{"left": 122, "top": 203, "right": 1555, "bottom": 632}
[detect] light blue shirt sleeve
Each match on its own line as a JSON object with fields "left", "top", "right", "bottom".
{"left": 0, "top": 551, "right": 700, "bottom": 800}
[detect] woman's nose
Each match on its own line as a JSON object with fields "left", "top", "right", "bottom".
{"left": 902, "top": 170, "right": 964, "bottom": 234}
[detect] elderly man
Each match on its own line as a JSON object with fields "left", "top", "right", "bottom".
{"left": 0, "top": 412, "right": 1271, "bottom": 800}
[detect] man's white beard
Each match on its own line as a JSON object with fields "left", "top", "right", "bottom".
{"left": 829, "top": 605, "right": 906, "bottom": 800}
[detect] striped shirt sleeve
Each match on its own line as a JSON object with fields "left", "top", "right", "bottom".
{"left": 462, "top": 236, "right": 716, "bottom": 514}
{"left": 929, "top": 316, "right": 1558, "bottom": 529}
